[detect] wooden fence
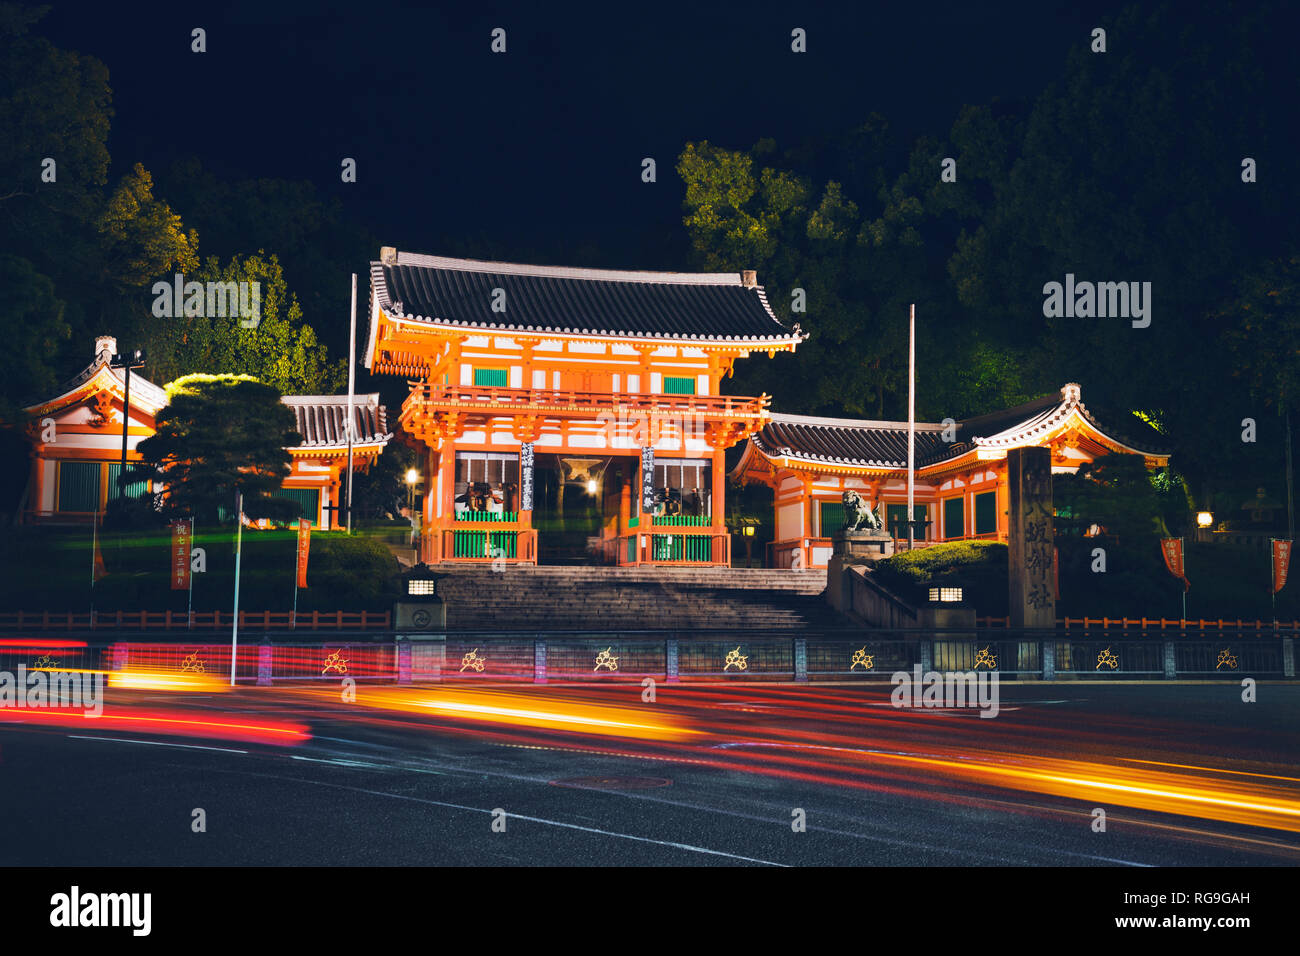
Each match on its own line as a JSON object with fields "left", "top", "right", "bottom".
{"left": 977, "top": 616, "right": 1300, "bottom": 633}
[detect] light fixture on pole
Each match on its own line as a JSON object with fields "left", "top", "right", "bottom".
{"left": 406, "top": 468, "right": 420, "bottom": 510}
{"left": 1196, "top": 511, "right": 1214, "bottom": 528}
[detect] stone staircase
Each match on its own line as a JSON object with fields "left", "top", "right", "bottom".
{"left": 430, "top": 565, "right": 842, "bottom": 631}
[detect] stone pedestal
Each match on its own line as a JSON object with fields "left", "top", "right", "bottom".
{"left": 827, "top": 530, "right": 894, "bottom": 613}
{"left": 832, "top": 529, "right": 894, "bottom": 559}
{"left": 1007, "top": 446, "right": 1056, "bottom": 630}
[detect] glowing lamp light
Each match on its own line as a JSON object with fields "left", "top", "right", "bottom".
{"left": 743, "top": 525, "right": 756, "bottom": 537}
{"left": 586, "top": 479, "right": 597, "bottom": 494}
{"left": 1196, "top": 511, "right": 1214, "bottom": 528}
{"left": 929, "top": 586, "right": 963, "bottom": 603}
{"left": 406, "top": 468, "right": 420, "bottom": 485}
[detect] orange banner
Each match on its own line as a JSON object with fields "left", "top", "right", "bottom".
{"left": 171, "top": 520, "right": 191, "bottom": 591}
{"left": 296, "top": 517, "right": 311, "bottom": 588}
{"left": 1274, "top": 539, "right": 1292, "bottom": 594}
{"left": 1160, "top": 537, "right": 1189, "bottom": 591}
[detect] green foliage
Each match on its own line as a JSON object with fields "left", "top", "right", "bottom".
{"left": 95, "top": 162, "right": 199, "bottom": 292}
{"left": 0, "top": 524, "right": 401, "bottom": 612}
{"left": 132, "top": 374, "right": 301, "bottom": 523}
{"left": 351, "top": 443, "right": 418, "bottom": 520}
{"left": 0, "top": 255, "right": 71, "bottom": 419}
{"left": 1055, "top": 452, "right": 1169, "bottom": 539}
{"left": 872, "top": 541, "right": 1008, "bottom": 616}
{"left": 139, "top": 252, "right": 345, "bottom": 393}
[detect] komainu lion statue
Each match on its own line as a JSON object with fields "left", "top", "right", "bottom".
{"left": 842, "top": 490, "right": 881, "bottom": 531}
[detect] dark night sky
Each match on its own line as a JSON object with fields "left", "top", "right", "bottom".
{"left": 40, "top": 0, "right": 1129, "bottom": 266}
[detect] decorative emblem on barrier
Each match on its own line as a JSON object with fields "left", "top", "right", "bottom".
{"left": 322, "top": 650, "right": 349, "bottom": 675}
{"left": 1096, "top": 647, "right": 1119, "bottom": 670}
{"left": 1215, "top": 648, "right": 1238, "bottom": 670}
{"left": 724, "top": 646, "right": 749, "bottom": 671}
{"left": 594, "top": 647, "right": 619, "bottom": 672}
{"left": 32, "top": 654, "right": 60, "bottom": 669}
{"left": 460, "top": 648, "right": 487, "bottom": 673}
{"left": 973, "top": 646, "right": 997, "bottom": 670}
{"left": 850, "top": 647, "right": 874, "bottom": 671}
{"left": 181, "top": 652, "right": 206, "bottom": 673}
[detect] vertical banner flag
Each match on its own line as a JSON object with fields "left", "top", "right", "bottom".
{"left": 641, "top": 447, "right": 655, "bottom": 513}
{"left": 1160, "top": 537, "right": 1190, "bottom": 590}
{"left": 171, "top": 519, "right": 191, "bottom": 590}
{"left": 520, "top": 442, "right": 534, "bottom": 512}
{"left": 1273, "top": 539, "right": 1292, "bottom": 594}
{"left": 296, "top": 517, "right": 311, "bottom": 588}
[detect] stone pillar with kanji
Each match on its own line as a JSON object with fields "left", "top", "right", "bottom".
{"left": 1007, "top": 446, "right": 1055, "bottom": 629}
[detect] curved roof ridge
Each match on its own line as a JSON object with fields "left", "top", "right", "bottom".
{"left": 387, "top": 250, "right": 746, "bottom": 286}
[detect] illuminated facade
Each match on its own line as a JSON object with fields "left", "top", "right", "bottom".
{"left": 363, "top": 248, "right": 804, "bottom": 565}
{"left": 20, "top": 336, "right": 391, "bottom": 527}
{"left": 730, "top": 384, "right": 1170, "bottom": 569}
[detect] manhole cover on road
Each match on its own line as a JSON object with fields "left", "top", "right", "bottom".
{"left": 549, "top": 776, "right": 673, "bottom": 791}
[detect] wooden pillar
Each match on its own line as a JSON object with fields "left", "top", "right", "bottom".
{"left": 712, "top": 445, "right": 726, "bottom": 566}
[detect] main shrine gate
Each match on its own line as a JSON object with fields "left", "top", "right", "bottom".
{"left": 364, "top": 248, "right": 804, "bottom": 565}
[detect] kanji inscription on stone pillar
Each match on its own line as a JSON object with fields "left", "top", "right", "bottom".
{"left": 1007, "top": 446, "right": 1055, "bottom": 630}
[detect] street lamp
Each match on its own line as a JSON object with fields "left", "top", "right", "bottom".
{"left": 405, "top": 468, "right": 420, "bottom": 511}
{"left": 1196, "top": 511, "right": 1214, "bottom": 528}
{"left": 109, "top": 349, "right": 146, "bottom": 505}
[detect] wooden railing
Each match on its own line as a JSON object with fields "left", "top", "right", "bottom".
{"left": 615, "top": 530, "right": 729, "bottom": 566}
{"left": 0, "top": 609, "right": 392, "bottom": 631}
{"left": 437, "top": 526, "right": 538, "bottom": 563}
{"left": 977, "top": 616, "right": 1300, "bottom": 633}
{"left": 403, "top": 383, "right": 770, "bottom": 420}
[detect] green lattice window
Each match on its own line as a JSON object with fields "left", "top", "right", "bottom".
{"left": 886, "top": 504, "right": 927, "bottom": 538}
{"left": 473, "top": 367, "right": 509, "bottom": 387}
{"left": 819, "top": 500, "right": 845, "bottom": 535}
{"left": 974, "top": 491, "right": 997, "bottom": 535}
{"left": 277, "top": 488, "right": 320, "bottom": 523}
{"left": 57, "top": 462, "right": 100, "bottom": 513}
{"left": 106, "top": 463, "right": 150, "bottom": 504}
{"left": 663, "top": 376, "right": 696, "bottom": 395}
{"left": 943, "top": 496, "right": 965, "bottom": 539}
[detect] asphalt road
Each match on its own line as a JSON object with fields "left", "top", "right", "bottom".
{"left": 1, "top": 681, "right": 1297, "bottom": 866}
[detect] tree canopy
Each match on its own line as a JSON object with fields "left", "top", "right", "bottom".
{"left": 131, "top": 374, "right": 302, "bottom": 524}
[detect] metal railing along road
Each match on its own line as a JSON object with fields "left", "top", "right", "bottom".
{"left": 5, "top": 628, "right": 1290, "bottom": 684}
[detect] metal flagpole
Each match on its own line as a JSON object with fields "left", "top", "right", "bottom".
{"left": 187, "top": 516, "right": 194, "bottom": 630}
{"left": 907, "top": 304, "right": 915, "bottom": 551}
{"left": 1271, "top": 538, "right": 1277, "bottom": 625}
{"left": 89, "top": 509, "right": 97, "bottom": 624}
{"left": 230, "top": 490, "right": 243, "bottom": 686}
{"left": 346, "top": 272, "right": 357, "bottom": 535}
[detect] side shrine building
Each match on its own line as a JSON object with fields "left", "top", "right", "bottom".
{"left": 730, "top": 384, "right": 1170, "bottom": 570}
{"left": 363, "top": 248, "right": 805, "bottom": 565}
{"left": 20, "top": 336, "right": 391, "bottom": 527}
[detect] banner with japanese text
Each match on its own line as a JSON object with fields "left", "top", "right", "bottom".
{"left": 296, "top": 518, "right": 311, "bottom": 588}
{"left": 1160, "top": 537, "right": 1189, "bottom": 591}
{"left": 170, "top": 520, "right": 191, "bottom": 591}
{"left": 1273, "top": 539, "right": 1292, "bottom": 594}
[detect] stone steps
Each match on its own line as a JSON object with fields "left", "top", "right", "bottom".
{"left": 428, "top": 564, "right": 841, "bottom": 630}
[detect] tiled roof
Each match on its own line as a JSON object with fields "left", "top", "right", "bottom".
{"left": 749, "top": 384, "right": 1169, "bottom": 471}
{"left": 28, "top": 357, "right": 169, "bottom": 414}
{"left": 281, "top": 394, "right": 391, "bottom": 448}
{"left": 755, "top": 414, "right": 955, "bottom": 469}
{"left": 367, "top": 250, "right": 804, "bottom": 344}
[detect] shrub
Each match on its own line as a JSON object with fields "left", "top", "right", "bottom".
{"left": 871, "top": 541, "right": 1008, "bottom": 616}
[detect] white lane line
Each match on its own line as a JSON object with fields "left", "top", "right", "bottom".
{"left": 202, "top": 767, "right": 787, "bottom": 866}
{"left": 66, "top": 734, "right": 248, "bottom": 755}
